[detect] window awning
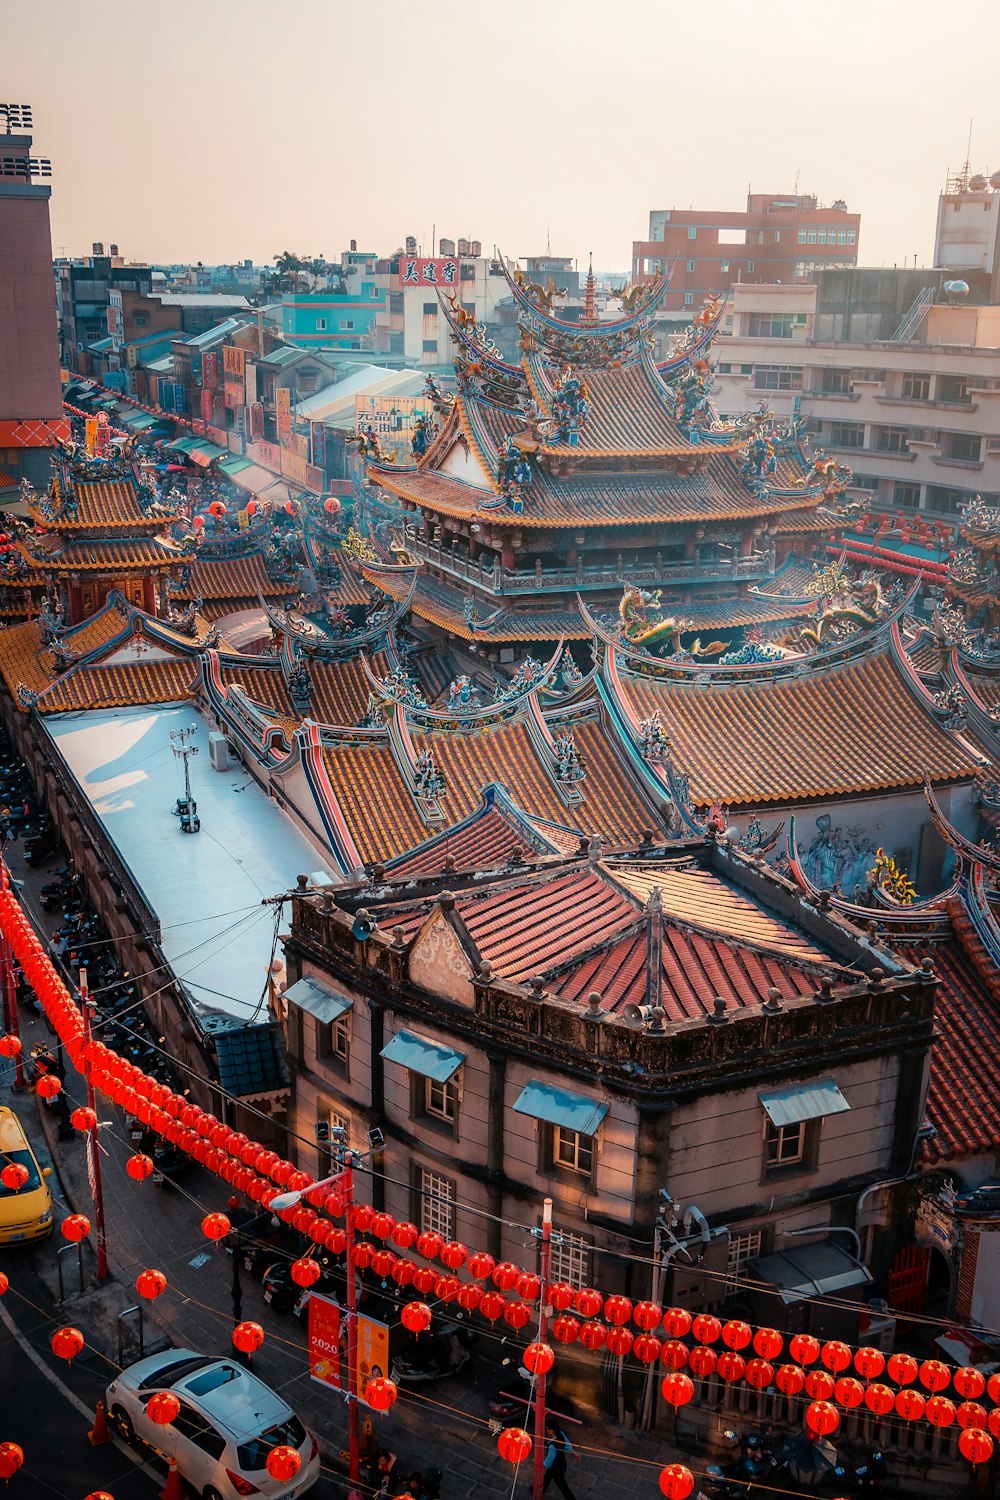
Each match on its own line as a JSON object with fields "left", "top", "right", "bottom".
{"left": 283, "top": 975, "right": 353, "bottom": 1025}
{"left": 751, "top": 1241, "right": 872, "bottom": 1306}
{"left": 513, "top": 1080, "right": 608, "bottom": 1136}
{"left": 228, "top": 462, "right": 281, "bottom": 494}
{"left": 381, "top": 1028, "right": 465, "bottom": 1083}
{"left": 218, "top": 455, "right": 252, "bottom": 477}
{"left": 759, "top": 1079, "right": 850, "bottom": 1129}
{"left": 189, "top": 440, "right": 228, "bottom": 467}
{"left": 167, "top": 436, "right": 199, "bottom": 454}
{"left": 121, "top": 411, "right": 157, "bottom": 431}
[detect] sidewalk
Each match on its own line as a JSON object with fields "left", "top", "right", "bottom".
{"left": 2, "top": 836, "right": 688, "bottom": 1500}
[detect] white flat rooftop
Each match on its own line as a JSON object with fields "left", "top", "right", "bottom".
{"left": 43, "top": 705, "right": 328, "bottom": 1023}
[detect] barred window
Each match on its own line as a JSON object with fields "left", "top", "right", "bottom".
{"left": 726, "top": 1229, "right": 761, "bottom": 1291}
{"left": 419, "top": 1168, "right": 456, "bottom": 1239}
{"left": 549, "top": 1229, "right": 591, "bottom": 1290}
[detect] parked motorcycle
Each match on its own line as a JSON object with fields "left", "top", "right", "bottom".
{"left": 390, "top": 1325, "right": 474, "bottom": 1385}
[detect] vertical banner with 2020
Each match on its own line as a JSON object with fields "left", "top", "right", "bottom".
{"left": 308, "top": 1292, "right": 342, "bottom": 1389}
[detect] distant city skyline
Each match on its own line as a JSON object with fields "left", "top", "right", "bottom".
{"left": 7, "top": 0, "right": 1000, "bottom": 277}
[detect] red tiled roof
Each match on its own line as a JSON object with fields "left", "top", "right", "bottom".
{"left": 457, "top": 868, "right": 637, "bottom": 981}
{"left": 387, "top": 804, "right": 537, "bottom": 879}
{"left": 36, "top": 660, "right": 197, "bottom": 713}
{"left": 310, "top": 655, "right": 385, "bottom": 727}
{"left": 175, "top": 555, "right": 296, "bottom": 602}
{"left": 219, "top": 663, "right": 295, "bottom": 719}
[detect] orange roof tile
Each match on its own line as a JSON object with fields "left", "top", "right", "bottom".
{"left": 18, "top": 535, "right": 190, "bottom": 572}
{"left": 175, "top": 555, "right": 297, "bottom": 602}
{"left": 310, "top": 655, "right": 386, "bottom": 727}
{"left": 618, "top": 649, "right": 982, "bottom": 806}
{"left": 322, "top": 743, "right": 429, "bottom": 863}
{"left": 36, "top": 659, "right": 197, "bottom": 713}
{"left": 0, "top": 620, "right": 55, "bottom": 702}
{"left": 34, "top": 478, "right": 177, "bottom": 532}
{"left": 219, "top": 663, "right": 295, "bottom": 719}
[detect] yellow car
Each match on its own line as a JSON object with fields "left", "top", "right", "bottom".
{"left": 0, "top": 1105, "right": 54, "bottom": 1244}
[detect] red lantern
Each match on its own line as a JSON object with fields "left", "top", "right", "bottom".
{"left": 926, "top": 1396, "right": 957, "bottom": 1428}
{"left": 327, "top": 1227, "right": 348, "bottom": 1255}
{"left": 959, "top": 1429, "right": 994, "bottom": 1466}
{"left": 864, "top": 1383, "right": 895, "bottom": 1416}
{"left": 821, "top": 1340, "right": 851, "bottom": 1374}
{"left": 136, "top": 1269, "right": 167, "bottom": 1300}
{"left": 633, "top": 1300, "right": 663, "bottom": 1332}
{"left": 457, "top": 1284, "right": 481, "bottom": 1313}
{"left": 574, "top": 1287, "right": 603, "bottom": 1319}
{"left": 776, "top": 1364, "right": 806, "bottom": 1396}
{"left": 233, "top": 1321, "right": 265, "bottom": 1355}
{"left": 392, "top": 1221, "right": 419, "bottom": 1250}
{"left": 606, "top": 1327, "right": 633, "bottom": 1358}
{"left": 0, "top": 1163, "right": 28, "bottom": 1192}
{"left": 61, "top": 1214, "right": 91, "bottom": 1243}
{"left": 126, "top": 1153, "right": 154, "bottom": 1182}
{"left": 716, "top": 1352, "right": 746, "bottom": 1382}
{"left": 954, "top": 1367, "right": 986, "bottom": 1400}
{"left": 633, "top": 1334, "right": 662, "bottom": 1365}
{"left": 659, "top": 1464, "right": 694, "bottom": 1500}
{"left": 392, "top": 1259, "right": 414, "bottom": 1289}
{"left": 492, "top": 1261, "right": 520, "bottom": 1293}
{"left": 208, "top": 501, "right": 227, "bottom": 517}
{"left": 415, "top": 1229, "right": 441, "bottom": 1260}
{"left": 919, "top": 1359, "right": 951, "bottom": 1393}
{"left": 579, "top": 1321, "right": 607, "bottom": 1352}
{"left": 660, "top": 1339, "right": 689, "bottom": 1371}
{"left": 517, "top": 1272, "right": 541, "bottom": 1302}
{"left": 804, "top": 1370, "right": 835, "bottom": 1401}
{"left": 411, "top": 1266, "right": 435, "bottom": 1295}
{"left": 688, "top": 1347, "right": 717, "bottom": 1379}
{"left": 662, "top": 1307, "right": 692, "bottom": 1339}
{"left": 440, "top": 1240, "right": 467, "bottom": 1271}
{"left": 604, "top": 1295, "right": 633, "bottom": 1327}
{"left": 834, "top": 1377, "right": 865, "bottom": 1410}
{"left": 789, "top": 1333, "right": 820, "bottom": 1366}
{"left": 806, "top": 1401, "right": 839, "bottom": 1437}
{"left": 552, "top": 1315, "right": 580, "bottom": 1345}
{"left": 524, "top": 1342, "right": 555, "bottom": 1375}
{"left": 498, "top": 1428, "right": 532, "bottom": 1465}
{"left": 988, "top": 1374, "right": 1000, "bottom": 1405}
{"left": 365, "top": 1376, "right": 397, "bottom": 1413}
{"left": 353, "top": 1203, "right": 375, "bottom": 1235}
{"left": 958, "top": 1402, "right": 989, "bottom": 1431}
{"left": 479, "top": 1291, "right": 504, "bottom": 1322}
{"left": 887, "top": 1352, "right": 918, "bottom": 1385}
{"left": 432, "top": 1273, "right": 459, "bottom": 1303}
{"left": 0, "top": 1035, "right": 22, "bottom": 1058}
{"left": 51, "top": 1326, "right": 85, "bottom": 1361}
{"left": 324, "top": 497, "right": 341, "bottom": 516}
{"left": 201, "top": 1212, "right": 231, "bottom": 1241}
{"left": 721, "top": 1319, "right": 751, "bottom": 1351}
{"left": 192, "top": 514, "right": 205, "bottom": 531}
{"left": 895, "top": 1389, "right": 925, "bottom": 1421}
{"left": 0, "top": 1444, "right": 23, "bottom": 1480}
{"left": 371, "top": 1212, "right": 396, "bottom": 1241}
{"left": 988, "top": 1410, "right": 1000, "bottom": 1439}
{"left": 0, "top": 1273, "right": 8, "bottom": 1296}
{"left": 854, "top": 1346, "right": 885, "bottom": 1380}
{"left": 291, "top": 1258, "right": 321, "bottom": 1288}
{"left": 691, "top": 1313, "right": 721, "bottom": 1344}
{"left": 745, "top": 1358, "right": 775, "bottom": 1390}
{"left": 351, "top": 1242, "right": 373, "bottom": 1271}
{"left": 36, "top": 1074, "right": 61, "bottom": 1099}
{"left": 504, "top": 1300, "right": 531, "bottom": 1331}
{"left": 753, "top": 1327, "right": 783, "bottom": 1360}
{"left": 146, "top": 1391, "right": 181, "bottom": 1425}
{"left": 371, "top": 1250, "right": 396, "bottom": 1279}
{"left": 402, "top": 1301, "right": 432, "bottom": 1335}
{"left": 661, "top": 1373, "right": 695, "bottom": 1407}
{"left": 467, "top": 1251, "right": 496, "bottom": 1280}
{"left": 266, "top": 1446, "right": 302, "bottom": 1481}
{"left": 71, "top": 1105, "right": 97, "bottom": 1131}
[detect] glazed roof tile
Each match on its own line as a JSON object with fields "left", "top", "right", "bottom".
{"left": 18, "top": 535, "right": 190, "bottom": 572}
{"left": 362, "top": 568, "right": 587, "bottom": 642}
{"left": 219, "top": 663, "right": 295, "bottom": 719}
{"left": 310, "top": 654, "right": 385, "bottom": 727}
{"left": 35, "top": 659, "right": 197, "bottom": 713}
{"left": 0, "top": 620, "right": 54, "bottom": 699}
{"left": 528, "top": 364, "right": 741, "bottom": 460}
{"left": 962, "top": 668, "right": 1000, "bottom": 709}
{"left": 455, "top": 868, "right": 638, "bottom": 981}
{"left": 387, "top": 802, "right": 545, "bottom": 879}
{"left": 35, "top": 478, "right": 177, "bottom": 532}
{"left": 174, "top": 555, "right": 297, "bottom": 602}
{"left": 619, "top": 649, "right": 982, "bottom": 806}
{"left": 322, "top": 743, "right": 429, "bottom": 864}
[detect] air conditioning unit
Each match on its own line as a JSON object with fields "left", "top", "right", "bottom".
{"left": 208, "top": 732, "right": 229, "bottom": 772}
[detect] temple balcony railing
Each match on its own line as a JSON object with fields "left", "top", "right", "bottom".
{"left": 402, "top": 528, "right": 775, "bottom": 596}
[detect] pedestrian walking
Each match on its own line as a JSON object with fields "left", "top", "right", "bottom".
{"left": 542, "top": 1422, "right": 577, "bottom": 1500}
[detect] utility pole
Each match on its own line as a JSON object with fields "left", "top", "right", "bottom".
{"left": 169, "top": 724, "right": 200, "bottom": 833}
{"left": 79, "top": 969, "right": 109, "bottom": 1283}
{"left": 532, "top": 1197, "right": 553, "bottom": 1500}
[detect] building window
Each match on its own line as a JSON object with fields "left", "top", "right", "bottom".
{"left": 552, "top": 1125, "right": 594, "bottom": 1177}
{"left": 939, "top": 374, "right": 970, "bottom": 404}
{"left": 720, "top": 260, "right": 730, "bottom": 273}
{"left": 895, "top": 482, "right": 921, "bottom": 509}
{"left": 317, "top": 1016, "right": 350, "bottom": 1077}
{"left": 753, "top": 365, "right": 802, "bottom": 391}
{"left": 837, "top": 230, "right": 847, "bottom": 245}
{"left": 852, "top": 475, "right": 881, "bottom": 492}
{"left": 686, "top": 259, "right": 695, "bottom": 273}
{"left": 422, "top": 302, "right": 437, "bottom": 315}
{"left": 424, "top": 1076, "right": 457, "bottom": 1123}
{"left": 765, "top": 1120, "right": 804, "bottom": 1167}
{"left": 684, "top": 292, "right": 694, "bottom": 305}
{"left": 851, "top": 368, "right": 886, "bottom": 385}
{"left": 746, "top": 260, "right": 755, "bottom": 273}
{"left": 926, "top": 485, "right": 972, "bottom": 515}
{"left": 417, "top": 1168, "right": 455, "bottom": 1239}
{"left": 134, "top": 313, "right": 149, "bottom": 328}
{"left": 947, "top": 433, "right": 982, "bottom": 462}
{"left": 773, "top": 231, "right": 781, "bottom": 243}
{"left": 338, "top": 320, "right": 354, "bottom": 330}
{"left": 317, "top": 1105, "right": 351, "bottom": 1175}
{"left": 902, "top": 372, "right": 930, "bottom": 401}
{"left": 829, "top": 422, "right": 866, "bottom": 448}
{"left": 797, "top": 228, "right": 807, "bottom": 244}
{"left": 422, "top": 340, "right": 438, "bottom": 353}
{"left": 847, "top": 230, "right": 856, "bottom": 244}
{"left": 748, "top": 313, "right": 793, "bottom": 339}
{"left": 316, "top": 317, "right": 327, "bottom": 330}
{"left": 821, "top": 369, "right": 851, "bottom": 393}
{"left": 726, "top": 1230, "right": 762, "bottom": 1292}
{"left": 549, "top": 1229, "right": 592, "bottom": 1290}
{"left": 687, "top": 227, "right": 697, "bottom": 241}
{"left": 876, "top": 426, "right": 911, "bottom": 453}
{"left": 807, "top": 229, "right": 817, "bottom": 244}
{"left": 817, "top": 230, "right": 827, "bottom": 245}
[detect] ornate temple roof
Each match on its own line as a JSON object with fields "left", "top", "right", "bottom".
{"left": 16, "top": 534, "right": 193, "bottom": 574}
{"left": 29, "top": 476, "right": 181, "bottom": 535}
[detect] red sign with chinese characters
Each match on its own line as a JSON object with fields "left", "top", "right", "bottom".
{"left": 397, "top": 256, "right": 459, "bottom": 289}
{"left": 308, "top": 1293, "right": 342, "bottom": 1389}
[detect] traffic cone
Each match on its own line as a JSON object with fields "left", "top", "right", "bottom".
{"left": 88, "top": 1397, "right": 112, "bottom": 1446}
{"left": 160, "top": 1457, "right": 183, "bottom": 1500}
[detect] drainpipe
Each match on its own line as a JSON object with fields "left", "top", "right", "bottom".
{"left": 782, "top": 1224, "right": 863, "bottom": 1261}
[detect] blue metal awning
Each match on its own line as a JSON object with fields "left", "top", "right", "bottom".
{"left": 283, "top": 975, "right": 352, "bottom": 1025}
{"left": 758, "top": 1079, "right": 850, "bottom": 1129}
{"left": 513, "top": 1080, "right": 608, "bottom": 1136}
{"left": 381, "top": 1029, "right": 465, "bottom": 1083}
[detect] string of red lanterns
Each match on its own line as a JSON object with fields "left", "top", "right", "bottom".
{"left": 1, "top": 885, "right": 998, "bottom": 1468}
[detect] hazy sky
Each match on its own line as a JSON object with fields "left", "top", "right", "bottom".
{"left": 7, "top": 0, "right": 1000, "bottom": 273}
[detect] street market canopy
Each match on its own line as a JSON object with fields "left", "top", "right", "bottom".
{"left": 283, "top": 975, "right": 353, "bottom": 1025}
{"left": 758, "top": 1079, "right": 851, "bottom": 1129}
{"left": 512, "top": 1080, "right": 608, "bottom": 1136}
{"left": 381, "top": 1028, "right": 465, "bottom": 1083}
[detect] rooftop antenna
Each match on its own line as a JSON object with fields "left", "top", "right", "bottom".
{"left": 170, "top": 724, "right": 201, "bottom": 834}
{"left": 546, "top": 226, "right": 551, "bottom": 256}
{"left": 793, "top": 166, "right": 800, "bottom": 195}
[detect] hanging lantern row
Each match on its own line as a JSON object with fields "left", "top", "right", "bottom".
{"left": 4, "top": 885, "right": 1000, "bottom": 1445}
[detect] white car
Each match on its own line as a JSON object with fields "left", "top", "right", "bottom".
{"left": 106, "top": 1348, "right": 320, "bottom": 1499}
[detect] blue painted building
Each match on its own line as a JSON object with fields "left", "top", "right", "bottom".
{"left": 280, "top": 285, "right": 384, "bottom": 351}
